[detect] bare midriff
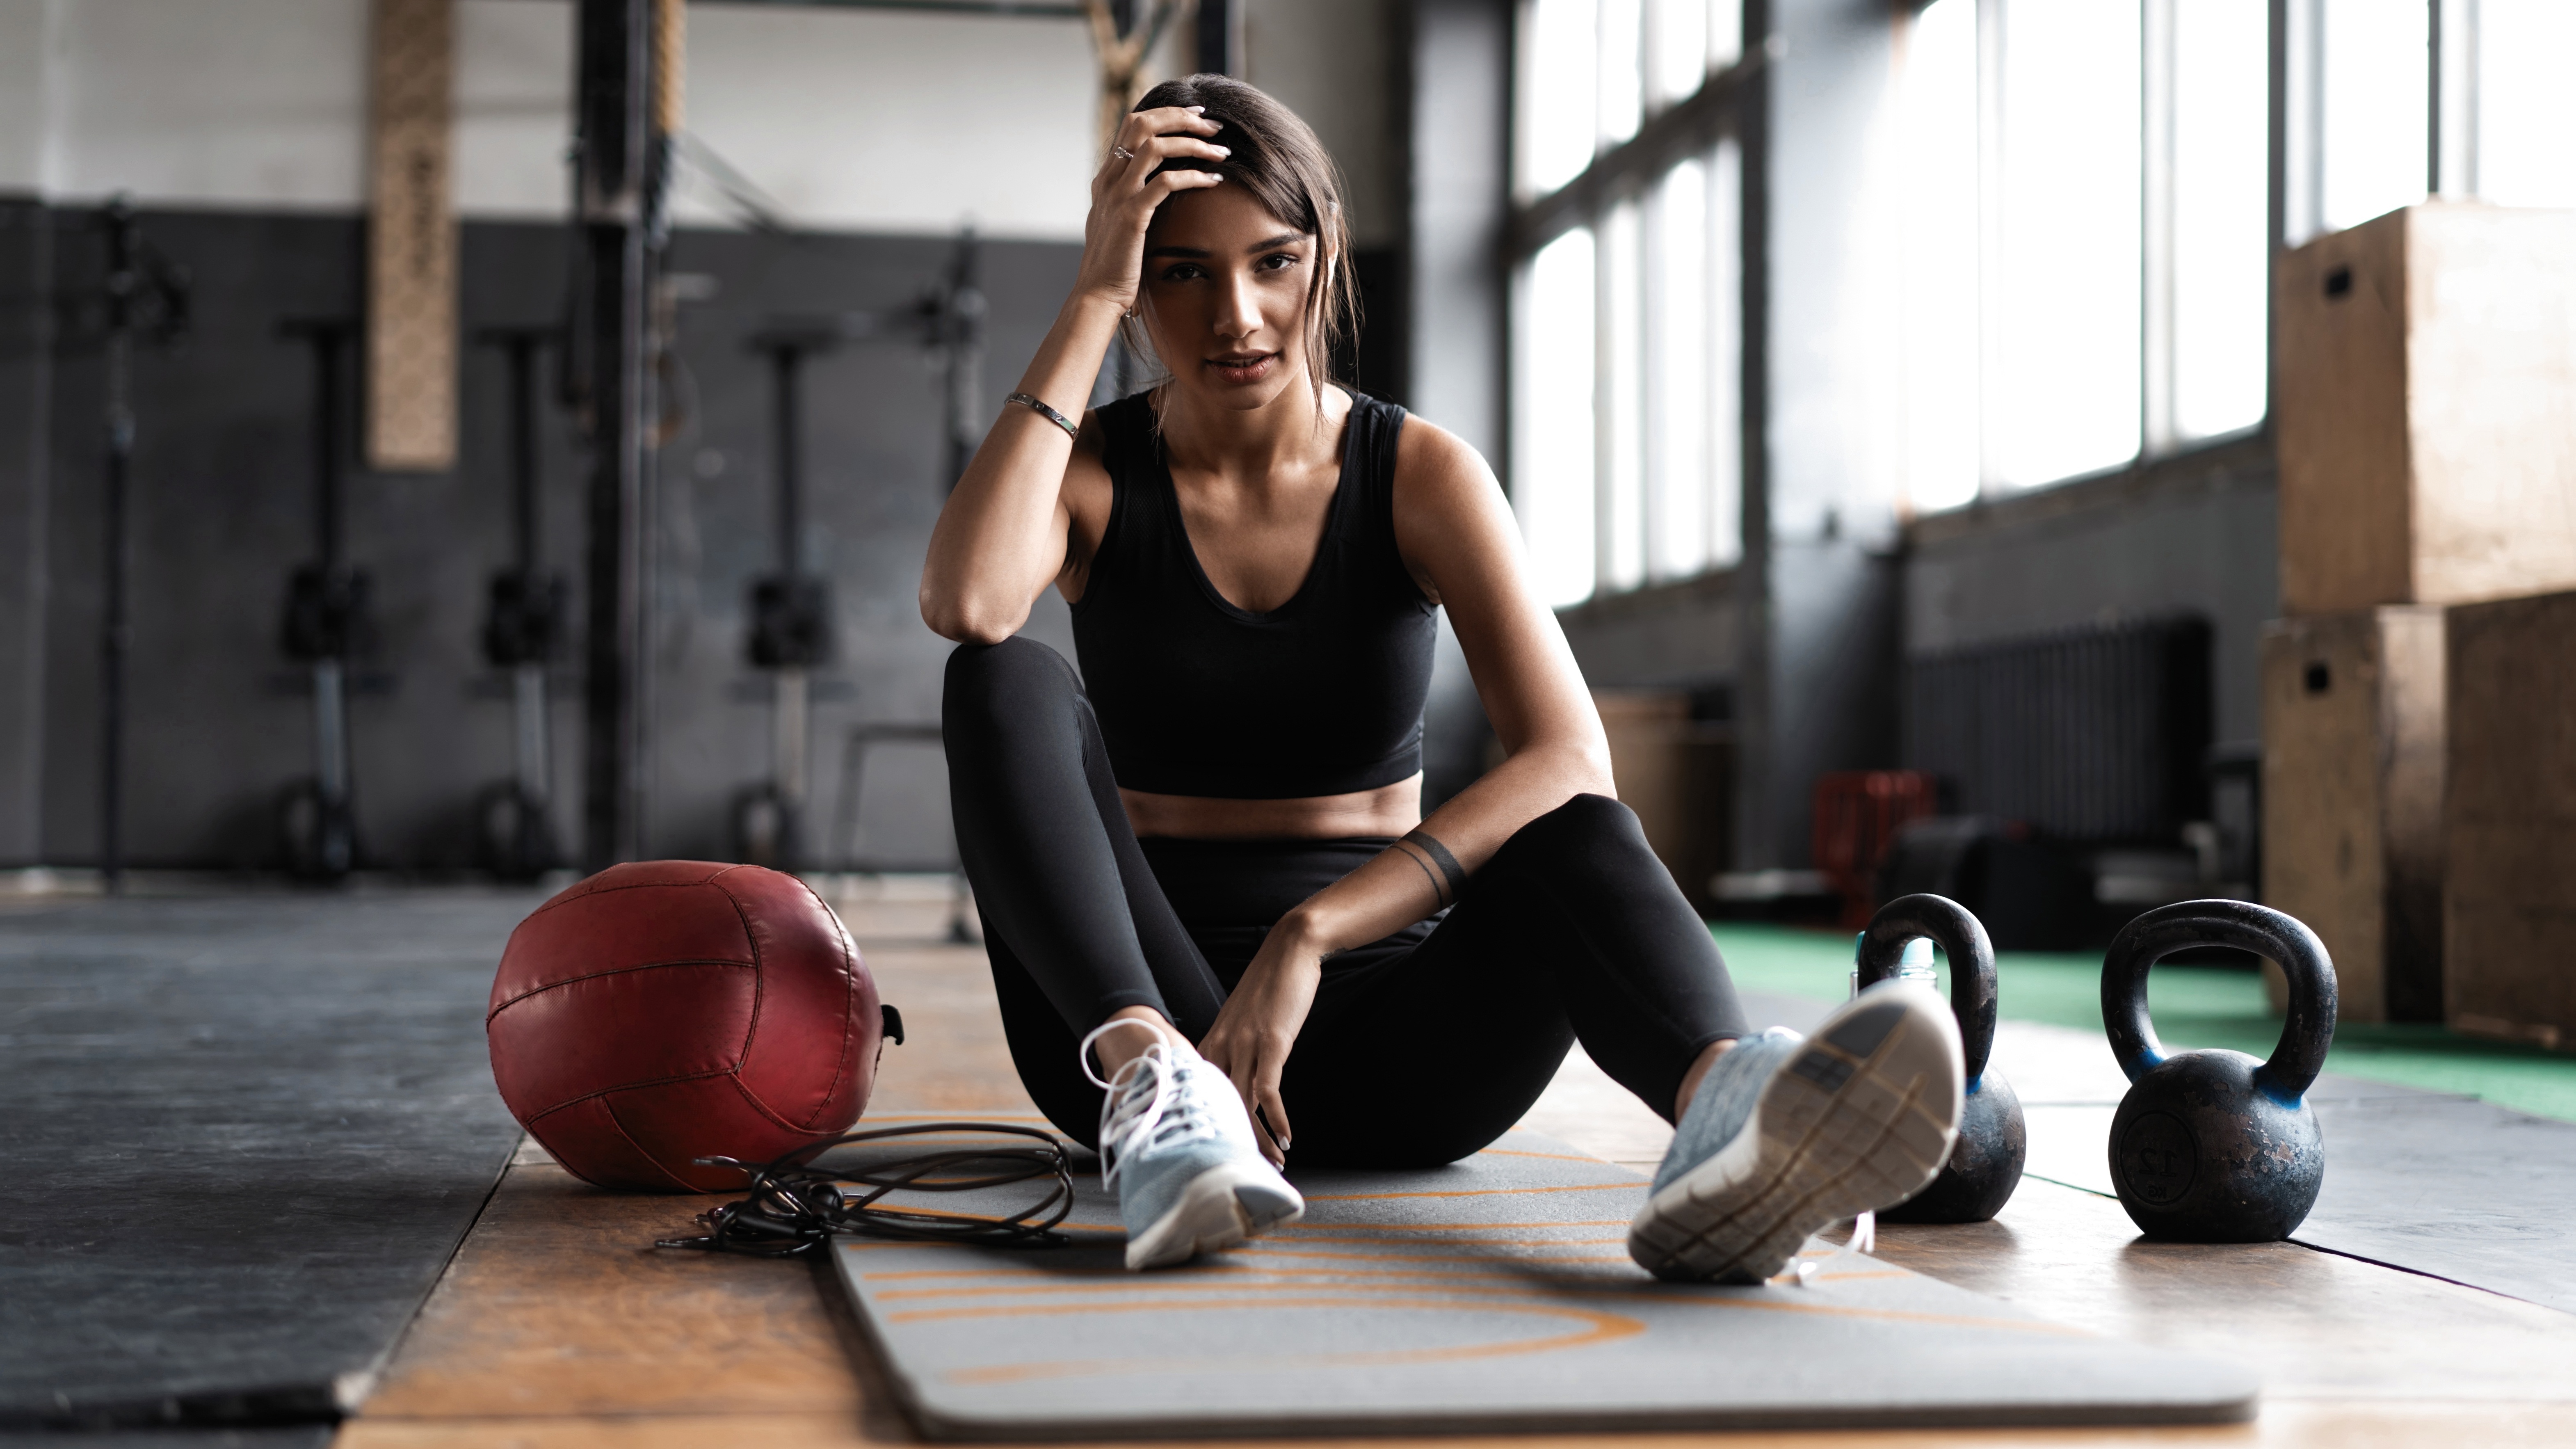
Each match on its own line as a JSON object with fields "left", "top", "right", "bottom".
{"left": 1119, "top": 774, "right": 1424, "bottom": 841}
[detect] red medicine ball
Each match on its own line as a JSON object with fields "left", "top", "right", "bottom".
{"left": 488, "top": 861, "right": 891, "bottom": 1192}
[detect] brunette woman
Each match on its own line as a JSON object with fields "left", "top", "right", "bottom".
{"left": 920, "top": 75, "right": 1962, "bottom": 1276}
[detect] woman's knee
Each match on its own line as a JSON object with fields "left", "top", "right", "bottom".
{"left": 943, "top": 636, "right": 1076, "bottom": 734}
{"left": 1498, "top": 792, "right": 1645, "bottom": 866}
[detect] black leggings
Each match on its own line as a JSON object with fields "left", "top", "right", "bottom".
{"left": 942, "top": 637, "right": 1748, "bottom": 1168}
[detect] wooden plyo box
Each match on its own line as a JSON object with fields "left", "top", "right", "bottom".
{"left": 2446, "top": 590, "right": 2576, "bottom": 1051}
{"left": 2261, "top": 609, "right": 2446, "bottom": 1024}
{"left": 1594, "top": 690, "right": 1732, "bottom": 913}
{"left": 2275, "top": 202, "right": 2576, "bottom": 616}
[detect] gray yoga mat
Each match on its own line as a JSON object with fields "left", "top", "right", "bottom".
{"left": 0, "top": 892, "right": 532, "bottom": 1431}
{"left": 832, "top": 1129, "right": 2257, "bottom": 1439}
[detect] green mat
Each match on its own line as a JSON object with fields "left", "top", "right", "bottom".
{"left": 1710, "top": 923, "right": 2576, "bottom": 1125}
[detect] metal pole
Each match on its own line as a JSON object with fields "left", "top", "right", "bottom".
{"left": 775, "top": 345, "right": 801, "bottom": 575}
{"left": 1194, "top": 0, "right": 1240, "bottom": 75}
{"left": 509, "top": 334, "right": 541, "bottom": 577}
{"left": 2141, "top": 0, "right": 2177, "bottom": 461}
{"left": 942, "top": 232, "right": 986, "bottom": 493}
{"left": 316, "top": 329, "right": 345, "bottom": 574}
{"left": 577, "top": 0, "right": 655, "bottom": 871}
{"left": 2429, "top": 0, "right": 2479, "bottom": 199}
{"left": 99, "top": 205, "right": 137, "bottom": 895}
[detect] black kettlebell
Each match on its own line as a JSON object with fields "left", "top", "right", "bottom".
{"left": 1856, "top": 893, "right": 2025, "bottom": 1223}
{"left": 2103, "top": 899, "right": 2337, "bottom": 1242}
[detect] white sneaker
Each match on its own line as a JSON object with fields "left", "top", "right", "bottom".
{"left": 1080, "top": 1022, "right": 1305, "bottom": 1271}
{"left": 1627, "top": 984, "right": 1963, "bottom": 1283}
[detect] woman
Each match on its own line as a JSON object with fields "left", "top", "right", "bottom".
{"left": 920, "top": 75, "right": 1962, "bottom": 1278}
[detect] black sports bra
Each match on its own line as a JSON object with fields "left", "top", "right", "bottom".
{"left": 1069, "top": 390, "right": 1436, "bottom": 800}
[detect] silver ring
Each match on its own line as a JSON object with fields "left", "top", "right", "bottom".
{"left": 1111, "top": 144, "right": 1135, "bottom": 161}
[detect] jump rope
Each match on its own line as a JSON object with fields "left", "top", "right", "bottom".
{"left": 656, "top": 1122, "right": 1078, "bottom": 1257}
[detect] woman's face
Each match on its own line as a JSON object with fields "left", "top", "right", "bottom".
{"left": 1139, "top": 182, "right": 1321, "bottom": 414}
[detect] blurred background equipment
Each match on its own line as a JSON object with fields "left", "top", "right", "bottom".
{"left": 1811, "top": 770, "right": 1936, "bottom": 928}
{"left": 474, "top": 325, "right": 569, "bottom": 881}
{"left": 85, "top": 199, "right": 189, "bottom": 896}
{"left": 275, "top": 318, "right": 369, "bottom": 882}
{"left": 735, "top": 322, "right": 838, "bottom": 871}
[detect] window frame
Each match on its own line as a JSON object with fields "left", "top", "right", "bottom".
{"left": 1505, "top": 3, "right": 1761, "bottom": 605}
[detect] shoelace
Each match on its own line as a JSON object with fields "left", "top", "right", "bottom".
{"left": 1079, "top": 1021, "right": 1224, "bottom": 1193}
{"left": 1793, "top": 1210, "right": 1875, "bottom": 1287}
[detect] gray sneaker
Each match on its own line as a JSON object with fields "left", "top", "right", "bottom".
{"left": 1081, "top": 1025, "right": 1304, "bottom": 1271}
{"left": 1628, "top": 984, "right": 1963, "bottom": 1283}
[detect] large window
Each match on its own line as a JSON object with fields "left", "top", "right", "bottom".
{"left": 1901, "top": 0, "right": 2576, "bottom": 515}
{"left": 1510, "top": 0, "right": 1745, "bottom": 608}
{"left": 2299, "top": 0, "right": 2576, "bottom": 220}
{"left": 1899, "top": 0, "right": 2268, "bottom": 513}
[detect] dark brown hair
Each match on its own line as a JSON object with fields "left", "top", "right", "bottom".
{"left": 1128, "top": 73, "right": 1360, "bottom": 416}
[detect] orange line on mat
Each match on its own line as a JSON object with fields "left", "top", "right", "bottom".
{"left": 875, "top": 1264, "right": 1646, "bottom": 1303}
{"left": 1279, "top": 1234, "right": 1629, "bottom": 1248}
{"left": 1301, "top": 1182, "right": 1641, "bottom": 1201}
{"left": 1281, "top": 1219, "right": 1631, "bottom": 1231}
{"left": 905, "top": 1296, "right": 1648, "bottom": 1382}
{"left": 1189, "top": 1245, "right": 1630, "bottom": 1268}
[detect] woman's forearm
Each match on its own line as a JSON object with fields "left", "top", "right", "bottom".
{"left": 1278, "top": 740, "right": 1615, "bottom": 958}
{"left": 918, "top": 292, "right": 1124, "bottom": 642}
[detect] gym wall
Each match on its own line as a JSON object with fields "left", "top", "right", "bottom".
{"left": 0, "top": 0, "right": 1414, "bottom": 872}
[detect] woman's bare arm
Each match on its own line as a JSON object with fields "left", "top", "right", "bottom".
{"left": 919, "top": 107, "right": 1227, "bottom": 643}
{"left": 1198, "top": 418, "right": 1613, "bottom": 1161}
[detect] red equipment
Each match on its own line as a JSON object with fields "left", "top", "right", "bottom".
{"left": 487, "top": 860, "right": 891, "bottom": 1192}
{"left": 1812, "top": 771, "right": 1940, "bottom": 928}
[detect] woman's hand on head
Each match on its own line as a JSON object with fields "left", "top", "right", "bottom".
{"left": 1076, "top": 107, "right": 1230, "bottom": 316}
{"left": 1196, "top": 916, "right": 1324, "bottom": 1168}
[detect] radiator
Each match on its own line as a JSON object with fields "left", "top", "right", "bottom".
{"left": 1903, "top": 616, "right": 2213, "bottom": 845}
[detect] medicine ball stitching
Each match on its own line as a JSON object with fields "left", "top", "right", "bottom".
{"left": 516, "top": 862, "right": 733, "bottom": 919}
{"left": 594, "top": 1093, "right": 705, "bottom": 1194}
{"left": 516, "top": 1064, "right": 744, "bottom": 1121}
{"left": 709, "top": 872, "right": 771, "bottom": 1094}
{"left": 779, "top": 871, "right": 863, "bottom": 1131}
{"left": 715, "top": 869, "right": 868, "bottom": 1134}
{"left": 486, "top": 955, "right": 758, "bottom": 1023}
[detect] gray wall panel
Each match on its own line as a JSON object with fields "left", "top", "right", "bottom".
{"left": 23, "top": 206, "right": 1085, "bottom": 870}
{"left": 0, "top": 198, "right": 48, "bottom": 866}
{"left": 1905, "top": 443, "right": 2277, "bottom": 749}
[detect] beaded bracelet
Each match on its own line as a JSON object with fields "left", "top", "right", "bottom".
{"left": 1005, "top": 391, "right": 1079, "bottom": 439}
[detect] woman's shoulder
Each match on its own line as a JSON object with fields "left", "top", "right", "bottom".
{"left": 1386, "top": 408, "right": 1501, "bottom": 505}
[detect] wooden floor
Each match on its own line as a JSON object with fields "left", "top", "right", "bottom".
{"left": 339, "top": 900, "right": 2576, "bottom": 1448}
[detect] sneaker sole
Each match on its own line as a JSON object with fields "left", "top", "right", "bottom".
{"left": 1124, "top": 1161, "right": 1305, "bottom": 1271}
{"left": 1627, "top": 989, "right": 1962, "bottom": 1284}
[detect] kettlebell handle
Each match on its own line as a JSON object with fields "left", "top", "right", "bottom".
{"left": 1856, "top": 893, "right": 1999, "bottom": 1082}
{"left": 2101, "top": 899, "right": 2338, "bottom": 1103}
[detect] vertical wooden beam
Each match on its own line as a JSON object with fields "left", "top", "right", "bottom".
{"left": 366, "top": 0, "right": 457, "bottom": 471}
